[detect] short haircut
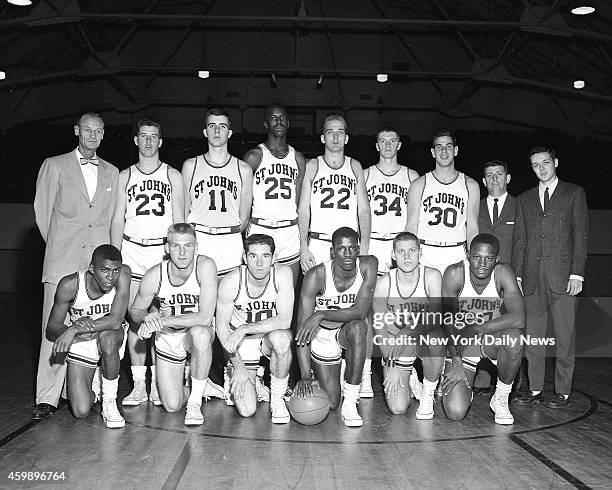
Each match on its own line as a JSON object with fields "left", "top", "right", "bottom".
{"left": 529, "top": 145, "right": 556, "bottom": 162}
{"left": 470, "top": 233, "right": 500, "bottom": 257}
{"left": 136, "top": 117, "right": 162, "bottom": 137}
{"left": 432, "top": 129, "right": 456, "bottom": 147}
{"left": 376, "top": 128, "right": 401, "bottom": 141}
{"left": 393, "top": 232, "right": 419, "bottom": 250}
{"left": 167, "top": 223, "right": 196, "bottom": 239}
{"left": 77, "top": 112, "right": 104, "bottom": 127}
{"left": 322, "top": 114, "right": 347, "bottom": 133}
{"left": 483, "top": 159, "right": 509, "bottom": 174}
{"left": 204, "top": 108, "right": 232, "bottom": 129}
{"left": 244, "top": 233, "right": 275, "bottom": 256}
{"left": 91, "top": 244, "right": 122, "bottom": 265}
{"left": 331, "top": 227, "right": 359, "bottom": 247}
{"left": 265, "top": 103, "right": 288, "bottom": 119}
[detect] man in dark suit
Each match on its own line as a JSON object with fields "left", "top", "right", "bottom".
{"left": 513, "top": 146, "right": 588, "bottom": 408}
{"left": 33, "top": 112, "right": 119, "bottom": 420}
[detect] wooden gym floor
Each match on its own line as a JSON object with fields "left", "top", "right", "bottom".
{"left": 0, "top": 291, "right": 611, "bottom": 489}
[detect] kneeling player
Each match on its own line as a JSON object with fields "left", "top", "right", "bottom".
{"left": 295, "top": 227, "right": 377, "bottom": 427}
{"left": 441, "top": 233, "right": 524, "bottom": 424}
{"left": 373, "top": 232, "right": 445, "bottom": 419}
{"left": 131, "top": 223, "right": 220, "bottom": 426}
{"left": 46, "top": 245, "right": 131, "bottom": 428}
{"left": 216, "top": 234, "right": 294, "bottom": 423}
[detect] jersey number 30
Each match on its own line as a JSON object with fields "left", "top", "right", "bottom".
{"left": 135, "top": 193, "right": 165, "bottom": 216}
{"left": 427, "top": 206, "right": 457, "bottom": 227}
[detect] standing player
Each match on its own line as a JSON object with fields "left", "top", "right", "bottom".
{"left": 111, "top": 118, "right": 184, "bottom": 407}
{"left": 130, "top": 224, "right": 219, "bottom": 426}
{"left": 182, "top": 108, "right": 253, "bottom": 277}
{"left": 46, "top": 245, "right": 130, "bottom": 428}
{"left": 441, "top": 233, "right": 524, "bottom": 425}
{"left": 298, "top": 115, "right": 371, "bottom": 271}
{"left": 295, "top": 227, "right": 378, "bottom": 427}
{"left": 372, "top": 232, "right": 445, "bottom": 419}
{"left": 216, "top": 234, "right": 294, "bottom": 423}
{"left": 243, "top": 104, "right": 306, "bottom": 283}
{"left": 405, "top": 130, "right": 480, "bottom": 276}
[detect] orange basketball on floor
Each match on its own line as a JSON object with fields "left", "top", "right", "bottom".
{"left": 289, "top": 385, "right": 330, "bottom": 425}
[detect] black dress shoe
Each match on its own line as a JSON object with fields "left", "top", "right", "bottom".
{"left": 515, "top": 392, "right": 544, "bottom": 406}
{"left": 547, "top": 394, "right": 570, "bottom": 409}
{"left": 473, "top": 386, "right": 492, "bottom": 397}
{"left": 32, "top": 403, "right": 57, "bottom": 420}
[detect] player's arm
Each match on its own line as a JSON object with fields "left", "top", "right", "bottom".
{"left": 243, "top": 146, "right": 262, "bottom": 173}
{"left": 298, "top": 159, "right": 317, "bottom": 271}
{"left": 130, "top": 264, "right": 161, "bottom": 327}
{"left": 168, "top": 167, "right": 185, "bottom": 223}
{"left": 46, "top": 273, "right": 78, "bottom": 342}
{"left": 110, "top": 169, "right": 129, "bottom": 248}
{"left": 352, "top": 159, "right": 372, "bottom": 254}
{"left": 408, "top": 169, "right": 420, "bottom": 181}
{"left": 181, "top": 157, "right": 196, "bottom": 220}
{"left": 33, "top": 158, "right": 59, "bottom": 242}
{"left": 465, "top": 176, "right": 481, "bottom": 249}
{"left": 294, "top": 150, "right": 307, "bottom": 205}
{"left": 476, "top": 264, "right": 524, "bottom": 335}
{"left": 238, "top": 159, "right": 253, "bottom": 231}
{"left": 405, "top": 176, "right": 425, "bottom": 233}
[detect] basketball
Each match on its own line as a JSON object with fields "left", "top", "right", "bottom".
{"left": 288, "top": 385, "right": 330, "bottom": 425}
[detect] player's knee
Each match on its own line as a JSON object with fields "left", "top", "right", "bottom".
{"left": 236, "top": 399, "right": 257, "bottom": 418}
{"left": 98, "top": 330, "right": 120, "bottom": 354}
{"left": 386, "top": 395, "right": 410, "bottom": 415}
{"left": 189, "top": 326, "right": 213, "bottom": 351}
{"left": 345, "top": 320, "right": 367, "bottom": 345}
{"left": 443, "top": 386, "right": 472, "bottom": 421}
{"left": 268, "top": 329, "right": 292, "bottom": 354}
{"left": 71, "top": 401, "right": 92, "bottom": 419}
{"left": 163, "top": 399, "right": 183, "bottom": 413}
{"left": 327, "top": 392, "right": 341, "bottom": 410}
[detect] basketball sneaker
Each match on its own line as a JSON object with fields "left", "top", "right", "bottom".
{"left": 359, "top": 372, "right": 374, "bottom": 398}
{"left": 490, "top": 391, "right": 514, "bottom": 425}
{"left": 409, "top": 370, "right": 423, "bottom": 401}
{"left": 91, "top": 367, "right": 101, "bottom": 404}
{"left": 341, "top": 400, "right": 363, "bottom": 427}
{"left": 122, "top": 380, "right": 148, "bottom": 406}
{"left": 415, "top": 392, "right": 435, "bottom": 420}
{"left": 149, "top": 381, "right": 162, "bottom": 406}
{"left": 102, "top": 400, "right": 125, "bottom": 428}
{"left": 270, "top": 397, "right": 290, "bottom": 424}
{"left": 185, "top": 404, "right": 204, "bottom": 426}
{"left": 223, "top": 367, "right": 235, "bottom": 406}
{"left": 256, "top": 376, "right": 271, "bottom": 402}
{"left": 203, "top": 378, "right": 226, "bottom": 400}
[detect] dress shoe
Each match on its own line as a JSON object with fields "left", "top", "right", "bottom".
{"left": 473, "top": 386, "right": 492, "bottom": 397}
{"left": 547, "top": 394, "right": 570, "bottom": 409}
{"left": 32, "top": 403, "right": 57, "bottom": 420}
{"left": 514, "top": 392, "right": 544, "bottom": 406}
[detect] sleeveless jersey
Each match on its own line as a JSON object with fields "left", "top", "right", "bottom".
{"left": 458, "top": 261, "right": 502, "bottom": 323}
{"left": 366, "top": 165, "right": 412, "bottom": 236}
{"left": 418, "top": 171, "right": 469, "bottom": 243}
{"left": 69, "top": 271, "right": 117, "bottom": 323}
{"left": 124, "top": 163, "right": 174, "bottom": 239}
{"left": 230, "top": 265, "right": 279, "bottom": 338}
{"left": 156, "top": 257, "right": 200, "bottom": 328}
{"left": 310, "top": 157, "right": 358, "bottom": 236}
{"left": 315, "top": 258, "right": 363, "bottom": 328}
{"left": 252, "top": 144, "right": 299, "bottom": 221}
{"left": 187, "top": 156, "right": 242, "bottom": 227}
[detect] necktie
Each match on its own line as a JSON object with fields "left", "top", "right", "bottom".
{"left": 492, "top": 198, "right": 499, "bottom": 225}
{"left": 80, "top": 157, "right": 98, "bottom": 166}
{"left": 544, "top": 187, "right": 550, "bottom": 213}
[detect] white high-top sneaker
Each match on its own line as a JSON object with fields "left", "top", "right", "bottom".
{"left": 102, "top": 400, "right": 125, "bottom": 428}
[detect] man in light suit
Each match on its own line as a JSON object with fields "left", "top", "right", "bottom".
{"left": 33, "top": 112, "right": 119, "bottom": 420}
{"left": 513, "top": 146, "right": 588, "bottom": 409}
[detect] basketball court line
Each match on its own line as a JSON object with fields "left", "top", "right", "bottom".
{"left": 162, "top": 439, "right": 194, "bottom": 490}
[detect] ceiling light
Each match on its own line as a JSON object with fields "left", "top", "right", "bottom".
{"left": 7, "top": 0, "right": 33, "bottom": 5}
{"left": 571, "top": 6, "right": 595, "bottom": 15}
{"left": 573, "top": 80, "right": 585, "bottom": 89}
{"left": 270, "top": 73, "right": 278, "bottom": 88}
{"left": 316, "top": 75, "right": 323, "bottom": 89}
{"left": 377, "top": 73, "right": 388, "bottom": 83}
{"left": 0, "top": 71, "right": 5, "bottom": 80}
{"left": 197, "top": 70, "right": 210, "bottom": 79}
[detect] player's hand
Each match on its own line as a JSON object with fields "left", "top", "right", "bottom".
{"left": 230, "top": 365, "right": 254, "bottom": 400}
{"left": 137, "top": 323, "right": 153, "bottom": 340}
{"left": 383, "top": 366, "right": 404, "bottom": 400}
{"left": 295, "top": 313, "right": 322, "bottom": 346}
{"left": 300, "top": 247, "right": 316, "bottom": 273}
{"left": 294, "top": 377, "right": 319, "bottom": 398}
{"left": 386, "top": 340, "right": 405, "bottom": 362}
{"left": 441, "top": 359, "right": 470, "bottom": 395}
{"left": 52, "top": 328, "right": 77, "bottom": 357}
{"left": 567, "top": 278, "right": 583, "bottom": 296}
{"left": 225, "top": 327, "right": 247, "bottom": 354}
{"left": 73, "top": 316, "right": 96, "bottom": 339}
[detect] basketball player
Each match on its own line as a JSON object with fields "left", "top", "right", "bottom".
{"left": 182, "top": 108, "right": 253, "bottom": 277}
{"left": 111, "top": 118, "right": 184, "bottom": 407}
{"left": 295, "top": 227, "right": 378, "bottom": 427}
{"left": 46, "top": 245, "right": 130, "bottom": 428}
{"left": 372, "top": 232, "right": 445, "bottom": 418}
{"left": 244, "top": 104, "right": 306, "bottom": 283}
{"left": 216, "top": 234, "right": 294, "bottom": 423}
{"left": 130, "top": 223, "right": 218, "bottom": 426}
{"left": 405, "top": 130, "right": 480, "bottom": 275}
{"left": 441, "top": 233, "right": 524, "bottom": 424}
{"left": 298, "top": 115, "right": 371, "bottom": 271}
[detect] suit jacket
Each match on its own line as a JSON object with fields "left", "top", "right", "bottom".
{"left": 512, "top": 180, "right": 588, "bottom": 296}
{"left": 478, "top": 194, "right": 517, "bottom": 265}
{"left": 34, "top": 150, "right": 119, "bottom": 284}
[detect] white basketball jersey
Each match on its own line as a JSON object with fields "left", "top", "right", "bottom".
{"left": 187, "top": 156, "right": 242, "bottom": 227}
{"left": 418, "top": 171, "right": 469, "bottom": 243}
{"left": 366, "top": 165, "right": 412, "bottom": 236}
{"left": 124, "top": 163, "right": 174, "bottom": 239}
{"left": 310, "top": 157, "right": 359, "bottom": 236}
{"left": 230, "top": 265, "right": 279, "bottom": 338}
{"left": 386, "top": 265, "right": 430, "bottom": 319}
{"left": 69, "top": 271, "right": 117, "bottom": 323}
{"left": 315, "top": 258, "right": 363, "bottom": 328}
{"left": 252, "top": 144, "right": 299, "bottom": 221}
{"left": 156, "top": 258, "right": 201, "bottom": 327}
{"left": 459, "top": 261, "right": 502, "bottom": 322}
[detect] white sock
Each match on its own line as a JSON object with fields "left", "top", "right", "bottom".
{"left": 496, "top": 379, "right": 513, "bottom": 396}
{"left": 257, "top": 365, "right": 265, "bottom": 378}
{"left": 270, "top": 375, "right": 288, "bottom": 399}
{"left": 187, "top": 377, "right": 206, "bottom": 406}
{"left": 102, "top": 376, "right": 119, "bottom": 402}
{"left": 131, "top": 366, "right": 146, "bottom": 382}
{"left": 531, "top": 390, "right": 542, "bottom": 396}
{"left": 184, "top": 364, "right": 192, "bottom": 383}
{"left": 423, "top": 378, "right": 437, "bottom": 395}
{"left": 343, "top": 382, "right": 360, "bottom": 404}
{"left": 362, "top": 359, "right": 372, "bottom": 377}
{"left": 150, "top": 364, "right": 157, "bottom": 382}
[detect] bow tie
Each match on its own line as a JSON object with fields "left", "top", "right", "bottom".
{"left": 80, "top": 157, "right": 98, "bottom": 166}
